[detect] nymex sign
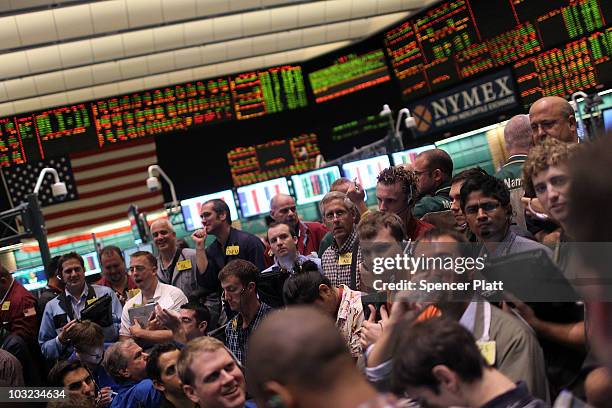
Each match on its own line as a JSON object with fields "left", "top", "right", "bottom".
{"left": 408, "top": 69, "right": 518, "bottom": 136}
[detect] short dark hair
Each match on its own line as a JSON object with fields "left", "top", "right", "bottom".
{"left": 205, "top": 199, "right": 232, "bottom": 225}
{"left": 48, "top": 360, "right": 87, "bottom": 387}
{"left": 450, "top": 167, "right": 488, "bottom": 186}
{"left": 58, "top": 252, "right": 85, "bottom": 274}
{"left": 357, "top": 211, "right": 405, "bottom": 242}
{"left": 146, "top": 343, "right": 179, "bottom": 383}
{"left": 45, "top": 255, "right": 62, "bottom": 279}
{"left": 99, "top": 245, "right": 123, "bottom": 260}
{"left": 391, "top": 318, "right": 485, "bottom": 395}
{"left": 283, "top": 270, "right": 331, "bottom": 305}
{"left": 218, "top": 259, "right": 259, "bottom": 287}
{"left": 418, "top": 149, "right": 454, "bottom": 179}
{"left": 267, "top": 221, "right": 296, "bottom": 239}
{"left": 459, "top": 173, "right": 510, "bottom": 212}
{"left": 181, "top": 301, "right": 211, "bottom": 327}
{"left": 66, "top": 320, "right": 104, "bottom": 350}
{"left": 130, "top": 251, "right": 157, "bottom": 269}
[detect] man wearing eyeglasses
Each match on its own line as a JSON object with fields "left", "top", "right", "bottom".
{"left": 320, "top": 191, "right": 363, "bottom": 290}
{"left": 412, "top": 149, "right": 453, "bottom": 219}
{"left": 459, "top": 174, "right": 550, "bottom": 258}
{"left": 529, "top": 96, "right": 578, "bottom": 144}
{"left": 119, "top": 251, "right": 188, "bottom": 346}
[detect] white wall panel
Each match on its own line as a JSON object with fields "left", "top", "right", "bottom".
{"left": 326, "top": 1, "right": 350, "bottom": 23}
{"left": 34, "top": 71, "right": 66, "bottom": 95}
{"left": 0, "top": 52, "right": 30, "bottom": 79}
{"left": 122, "top": 30, "right": 155, "bottom": 56}
{"left": 13, "top": 98, "right": 41, "bottom": 114}
{"left": 212, "top": 15, "right": 243, "bottom": 41}
{"left": 92, "top": 62, "right": 121, "bottom": 85}
{"left": 26, "top": 46, "right": 62, "bottom": 73}
{"left": 251, "top": 34, "right": 278, "bottom": 55}
{"left": 63, "top": 67, "right": 94, "bottom": 90}
{"left": 147, "top": 52, "right": 176, "bottom": 75}
{"left": 67, "top": 88, "right": 94, "bottom": 104}
{"left": 200, "top": 43, "right": 227, "bottom": 64}
{"left": 196, "top": 0, "right": 230, "bottom": 16}
{"left": 183, "top": 19, "right": 214, "bottom": 47}
{"left": 226, "top": 38, "right": 252, "bottom": 60}
{"left": 91, "top": 36, "right": 125, "bottom": 62}
{"left": 326, "top": 21, "right": 351, "bottom": 42}
{"left": 118, "top": 78, "right": 145, "bottom": 94}
{"left": 90, "top": 0, "right": 128, "bottom": 34}
{"left": 301, "top": 26, "right": 327, "bottom": 47}
{"left": 15, "top": 10, "right": 57, "bottom": 45}
{"left": 269, "top": 6, "right": 298, "bottom": 31}
{"left": 276, "top": 29, "right": 302, "bottom": 51}
{"left": 59, "top": 40, "right": 94, "bottom": 67}
{"left": 119, "top": 57, "right": 149, "bottom": 79}
{"left": 242, "top": 10, "right": 271, "bottom": 36}
{"left": 191, "top": 65, "right": 219, "bottom": 81}
{"left": 162, "top": 0, "right": 196, "bottom": 22}
{"left": 53, "top": 5, "right": 94, "bottom": 40}
{"left": 0, "top": 103, "right": 15, "bottom": 117}
{"left": 126, "top": 0, "right": 163, "bottom": 28}
{"left": 153, "top": 25, "right": 185, "bottom": 52}
{"left": 173, "top": 48, "right": 202, "bottom": 69}
{"left": 38, "top": 93, "right": 68, "bottom": 109}
{"left": 93, "top": 83, "right": 120, "bottom": 99}
{"left": 0, "top": 17, "right": 22, "bottom": 50}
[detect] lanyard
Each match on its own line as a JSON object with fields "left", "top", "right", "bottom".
{"left": 0, "top": 279, "right": 14, "bottom": 306}
{"left": 479, "top": 301, "right": 492, "bottom": 342}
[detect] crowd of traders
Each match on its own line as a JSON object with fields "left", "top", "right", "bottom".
{"left": 0, "top": 95, "right": 610, "bottom": 408}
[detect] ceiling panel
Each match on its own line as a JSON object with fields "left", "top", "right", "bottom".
{"left": 0, "top": 0, "right": 431, "bottom": 114}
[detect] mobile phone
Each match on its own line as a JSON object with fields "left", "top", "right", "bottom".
{"left": 361, "top": 292, "right": 388, "bottom": 321}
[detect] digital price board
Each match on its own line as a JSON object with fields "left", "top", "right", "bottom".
{"left": 91, "top": 78, "right": 234, "bottom": 147}
{"left": 514, "top": 28, "right": 612, "bottom": 107}
{"left": 392, "top": 145, "right": 436, "bottom": 165}
{"left": 384, "top": 0, "right": 611, "bottom": 101}
{"left": 230, "top": 65, "right": 308, "bottom": 120}
{"left": 0, "top": 104, "right": 98, "bottom": 167}
{"left": 227, "top": 133, "right": 320, "bottom": 187}
{"left": 330, "top": 115, "right": 389, "bottom": 142}
{"left": 308, "top": 49, "right": 391, "bottom": 103}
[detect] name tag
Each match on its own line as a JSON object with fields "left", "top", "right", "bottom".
{"left": 226, "top": 246, "right": 240, "bottom": 256}
{"left": 86, "top": 297, "right": 98, "bottom": 306}
{"left": 477, "top": 340, "right": 496, "bottom": 365}
{"left": 177, "top": 260, "right": 192, "bottom": 271}
{"left": 1, "top": 301, "right": 10, "bottom": 311}
{"left": 127, "top": 289, "right": 141, "bottom": 299}
{"left": 338, "top": 252, "right": 352, "bottom": 265}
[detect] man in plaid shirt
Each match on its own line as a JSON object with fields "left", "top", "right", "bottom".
{"left": 320, "top": 191, "right": 363, "bottom": 290}
{"left": 219, "top": 259, "right": 271, "bottom": 366}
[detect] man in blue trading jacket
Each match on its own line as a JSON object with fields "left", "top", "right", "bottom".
{"left": 38, "top": 252, "right": 122, "bottom": 361}
{"left": 192, "top": 199, "right": 265, "bottom": 327}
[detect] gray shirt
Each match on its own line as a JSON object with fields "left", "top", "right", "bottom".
{"left": 156, "top": 248, "right": 199, "bottom": 300}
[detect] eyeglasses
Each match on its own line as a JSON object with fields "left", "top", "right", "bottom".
{"left": 324, "top": 209, "right": 349, "bottom": 221}
{"left": 464, "top": 201, "right": 501, "bottom": 215}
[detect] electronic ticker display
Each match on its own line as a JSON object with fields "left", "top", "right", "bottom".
{"left": 91, "top": 78, "right": 234, "bottom": 147}
{"left": 330, "top": 115, "right": 389, "bottom": 142}
{"left": 384, "top": 0, "right": 611, "bottom": 102}
{"left": 227, "top": 133, "right": 320, "bottom": 187}
{"left": 230, "top": 65, "right": 308, "bottom": 120}
{"left": 0, "top": 104, "right": 98, "bottom": 167}
{"left": 514, "top": 27, "right": 612, "bottom": 107}
{"left": 308, "top": 49, "right": 391, "bottom": 103}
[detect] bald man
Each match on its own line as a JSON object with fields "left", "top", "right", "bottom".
{"left": 495, "top": 114, "right": 533, "bottom": 190}
{"left": 529, "top": 96, "right": 578, "bottom": 144}
{"left": 151, "top": 219, "right": 200, "bottom": 300}
{"left": 269, "top": 194, "right": 328, "bottom": 256}
{"left": 246, "top": 307, "right": 402, "bottom": 408}
{"left": 412, "top": 149, "right": 453, "bottom": 219}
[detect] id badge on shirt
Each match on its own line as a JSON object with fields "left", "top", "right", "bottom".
{"left": 338, "top": 252, "right": 352, "bottom": 265}
{"left": 226, "top": 246, "right": 240, "bottom": 256}
{"left": 177, "top": 260, "right": 192, "bottom": 271}
{"left": 477, "top": 340, "right": 496, "bottom": 365}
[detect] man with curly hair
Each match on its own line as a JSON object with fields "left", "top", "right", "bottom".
{"left": 375, "top": 165, "right": 433, "bottom": 240}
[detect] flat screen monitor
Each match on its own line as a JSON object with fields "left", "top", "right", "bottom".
{"left": 236, "top": 177, "right": 290, "bottom": 218}
{"left": 181, "top": 190, "right": 238, "bottom": 231}
{"left": 123, "top": 244, "right": 154, "bottom": 267}
{"left": 82, "top": 251, "right": 102, "bottom": 277}
{"left": 342, "top": 155, "right": 391, "bottom": 190}
{"left": 392, "top": 145, "right": 436, "bottom": 165}
{"left": 12, "top": 265, "right": 47, "bottom": 292}
{"left": 291, "top": 166, "right": 341, "bottom": 205}
{"left": 604, "top": 108, "right": 612, "bottom": 133}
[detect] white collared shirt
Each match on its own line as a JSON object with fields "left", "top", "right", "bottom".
{"left": 119, "top": 281, "right": 188, "bottom": 336}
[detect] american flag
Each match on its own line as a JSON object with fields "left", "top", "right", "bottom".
{"left": 1, "top": 139, "right": 164, "bottom": 236}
